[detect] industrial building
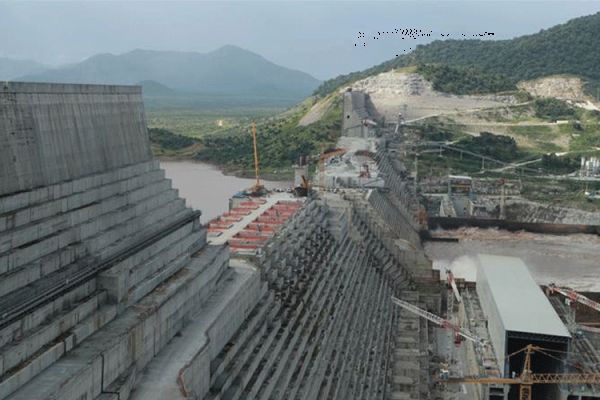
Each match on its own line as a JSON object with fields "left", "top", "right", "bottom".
{"left": 476, "top": 255, "right": 571, "bottom": 400}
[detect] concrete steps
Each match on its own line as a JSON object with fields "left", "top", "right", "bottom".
{"left": 199, "top": 198, "right": 408, "bottom": 400}
{"left": 5, "top": 245, "right": 229, "bottom": 400}
{"left": 0, "top": 159, "right": 208, "bottom": 400}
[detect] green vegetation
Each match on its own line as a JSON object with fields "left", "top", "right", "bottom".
{"left": 540, "top": 153, "right": 580, "bottom": 174}
{"left": 454, "top": 132, "right": 522, "bottom": 162}
{"left": 147, "top": 106, "right": 282, "bottom": 138}
{"left": 195, "top": 95, "right": 342, "bottom": 172}
{"left": 413, "top": 121, "right": 469, "bottom": 142}
{"left": 570, "top": 125, "right": 600, "bottom": 151}
{"left": 532, "top": 98, "right": 576, "bottom": 120}
{"left": 315, "top": 12, "right": 600, "bottom": 96}
{"left": 148, "top": 128, "right": 198, "bottom": 150}
{"left": 520, "top": 178, "right": 600, "bottom": 211}
{"left": 415, "top": 64, "right": 515, "bottom": 95}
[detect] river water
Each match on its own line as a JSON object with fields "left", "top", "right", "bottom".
{"left": 424, "top": 227, "right": 600, "bottom": 291}
{"left": 160, "top": 160, "right": 291, "bottom": 223}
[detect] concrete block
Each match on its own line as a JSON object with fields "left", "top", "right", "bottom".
{"left": 102, "top": 334, "right": 134, "bottom": 387}
{"left": 64, "top": 334, "right": 75, "bottom": 352}
{"left": 0, "top": 342, "right": 64, "bottom": 399}
{"left": 97, "top": 393, "right": 118, "bottom": 400}
{"left": 97, "top": 272, "right": 127, "bottom": 304}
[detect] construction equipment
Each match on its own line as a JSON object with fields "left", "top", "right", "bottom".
{"left": 248, "top": 122, "right": 265, "bottom": 196}
{"left": 359, "top": 163, "right": 371, "bottom": 179}
{"left": 547, "top": 283, "right": 600, "bottom": 313}
{"left": 293, "top": 156, "right": 311, "bottom": 197}
{"left": 294, "top": 175, "right": 310, "bottom": 197}
{"left": 446, "top": 269, "right": 462, "bottom": 303}
{"left": 390, "top": 296, "right": 486, "bottom": 347}
{"left": 445, "top": 344, "right": 600, "bottom": 400}
{"left": 318, "top": 148, "right": 346, "bottom": 190}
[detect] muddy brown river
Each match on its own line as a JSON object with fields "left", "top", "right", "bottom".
{"left": 160, "top": 161, "right": 290, "bottom": 223}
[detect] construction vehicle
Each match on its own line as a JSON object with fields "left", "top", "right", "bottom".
{"left": 294, "top": 175, "right": 310, "bottom": 197}
{"left": 445, "top": 344, "right": 600, "bottom": 400}
{"left": 547, "top": 283, "right": 600, "bottom": 313}
{"left": 390, "top": 296, "right": 486, "bottom": 348}
{"left": 293, "top": 155, "right": 311, "bottom": 197}
{"left": 318, "top": 148, "right": 346, "bottom": 190}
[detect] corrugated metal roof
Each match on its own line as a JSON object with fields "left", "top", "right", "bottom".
{"left": 477, "top": 254, "right": 571, "bottom": 338}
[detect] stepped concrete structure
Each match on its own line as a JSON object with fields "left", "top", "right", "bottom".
{"left": 0, "top": 83, "right": 255, "bottom": 400}
{"left": 0, "top": 83, "right": 438, "bottom": 400}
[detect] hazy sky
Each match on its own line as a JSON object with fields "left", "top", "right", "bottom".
{"left": 1, "top": 1, "right": 599, "bottom": 80}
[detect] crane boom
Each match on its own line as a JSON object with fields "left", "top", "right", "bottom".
{"left": 548, "top": 283, "right": 600, "bottom": 313}
{"left": 390, "top": 296, "right": 486, "bottom": 347}
{"left": 446, "top": 269, "right": 462, "bottom": 303}
{"left": 447, "top": 373, "right": 600, "bottom": 385}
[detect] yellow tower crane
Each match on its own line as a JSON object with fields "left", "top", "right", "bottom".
{"left": 249, "top": 122, "right": 265, "bottom": 195}
{"left": 445, "top": 344, "right": 600, "bottom": 400}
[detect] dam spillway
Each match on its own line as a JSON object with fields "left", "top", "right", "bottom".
{"left": 0, "top": 83, "right": 435, "bottom": 400}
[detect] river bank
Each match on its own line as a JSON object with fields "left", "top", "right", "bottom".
{"left": 157, "top": 155, "right": 294, "bottom": 181}
{"left": 160, "top": 160, "right": 292, "bottom": 223}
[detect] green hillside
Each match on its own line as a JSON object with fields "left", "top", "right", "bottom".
{"left": 195, "top": 95, "right": 342, "bottom": 175}
{"left": 315, "top": 12, "right": 600, "bottom": 96}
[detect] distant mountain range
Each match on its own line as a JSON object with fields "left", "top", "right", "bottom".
{"left": 0, "top": 57, "right": 47, "bottom": 80}
{"left": 315, "top": 11, "right": 600, "bottom": 96}
{"left": 8, "top": 46, "right": 320, "bottom": 104}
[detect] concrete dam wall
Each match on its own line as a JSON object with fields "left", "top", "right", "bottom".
{"left": 0, "top": 82, "right": 151, "bottom": 197}
{"left": 0, "top": 83, "right": 432, "bottom": 400}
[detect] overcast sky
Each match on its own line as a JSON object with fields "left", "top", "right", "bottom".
{"left": 1, "top": 1, "right": 599, "bottom": 80}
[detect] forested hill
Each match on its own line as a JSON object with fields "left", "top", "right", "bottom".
{"left": 315, "top": 12, "right": 600, "bottom": 96}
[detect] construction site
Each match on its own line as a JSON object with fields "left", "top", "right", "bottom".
{"left": 1, "top": 81, "right": 600, "bottom": 400}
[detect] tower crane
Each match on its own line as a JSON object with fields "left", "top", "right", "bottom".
{"left": 248, "top": 122, "right": 265, "bottom": 195}
{"left": 390, "top": 296, "right": 486, "bottom": 348}
{"left": 547, "top": 283, "right": 600, "bottom": 313}
{"left": 445, "top": 344, "right": 600, "bottom": 400}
